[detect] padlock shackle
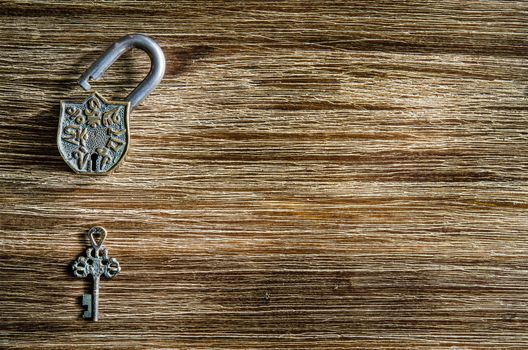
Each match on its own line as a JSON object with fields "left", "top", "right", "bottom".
{"left": 78, "top": 34, "right": 165, "bottom": 111}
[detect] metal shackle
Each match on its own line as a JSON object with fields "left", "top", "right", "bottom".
{"left": 78, "top": 33, "right": 165, "bottom": 110}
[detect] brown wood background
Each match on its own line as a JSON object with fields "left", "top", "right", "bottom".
{"left": 1, "top": 1, "right": 528, "bottom": 349}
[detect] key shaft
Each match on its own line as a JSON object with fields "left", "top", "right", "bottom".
{"left": 92, "top": 274, "right": 100, "bottom": 321}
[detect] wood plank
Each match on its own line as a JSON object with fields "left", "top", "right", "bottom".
{"left": 1, "top": 1, "right": 527, "bottom": 348}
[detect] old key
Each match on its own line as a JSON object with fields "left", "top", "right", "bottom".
{"left": 72, "top": 226, "right": 121, "bottom": 321}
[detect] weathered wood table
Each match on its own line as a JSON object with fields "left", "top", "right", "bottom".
{"left": 1, "top": 1, "right": 527, "bottom": 349}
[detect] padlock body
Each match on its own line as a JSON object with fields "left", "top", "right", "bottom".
{"left": 58, "top": 92, "right": 130, "bottom": 174}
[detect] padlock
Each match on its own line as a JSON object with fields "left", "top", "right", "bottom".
{"left": 57, "top": 34, "right": 165, "bottom": 175}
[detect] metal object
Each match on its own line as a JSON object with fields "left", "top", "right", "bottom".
{"left": 72, "top": 226, "right": 121, "bottom": 321}
{"left": 58, "top": 34, "right": 165, "bottom": 174}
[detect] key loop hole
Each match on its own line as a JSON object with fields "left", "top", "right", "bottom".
{"left": 88, "top": 226, "right": 107, "bottom": 248}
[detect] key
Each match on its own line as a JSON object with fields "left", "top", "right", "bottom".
{"left": 72, "top": 226, "right": 121, "bottom": 321}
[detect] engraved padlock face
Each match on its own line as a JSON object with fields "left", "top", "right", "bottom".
{"left": 58, "top": 92, "right": 130, "bottom": 174}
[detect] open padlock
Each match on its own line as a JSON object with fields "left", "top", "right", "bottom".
{"left": 57, "top": 34, "right": 165, "bottom": 174}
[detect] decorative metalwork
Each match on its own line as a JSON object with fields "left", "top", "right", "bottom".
{"left": 58, "top": 93, "right": 129, "bottom": 174}
{"left": 72, "top": 226, "right": 121, "bottom": 321}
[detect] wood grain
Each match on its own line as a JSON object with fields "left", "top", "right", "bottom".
{"left": 1, "top": 1, "right": 528, "bottom": 349}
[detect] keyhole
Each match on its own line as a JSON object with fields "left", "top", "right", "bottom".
{"left": 91, "top": 153, "right": 98, "bottom": 172}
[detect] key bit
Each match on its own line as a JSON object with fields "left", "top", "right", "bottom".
{"left": 82, "top": 294, "right": 92, "bottom": 319}
{"left": 72, "top": 226, "right": 121, "bottom": 321}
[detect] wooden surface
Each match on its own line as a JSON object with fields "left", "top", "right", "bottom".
{"left": 1, "top": 1, "right": 528, "bottom": 349}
